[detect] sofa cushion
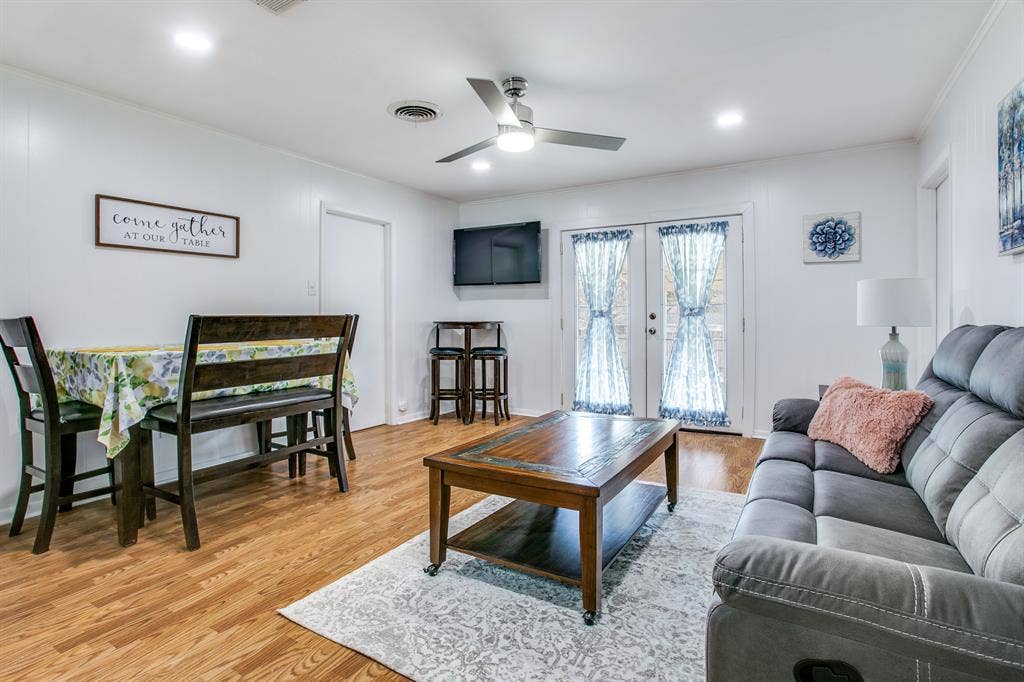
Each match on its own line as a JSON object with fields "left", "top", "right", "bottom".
{"left": 945, "top": 429, "right": 1024, "bottom": 585}
{"left": 813, "top": 440, "right": 908, "bottom": 487}
{"left": 746, "top": 459, "right": 813, "bottom": 510}
{"left": 901, "top": 371, "right": 969, "bottom": 468}
{"left": 930, "top": 324, "right": 1007, "bottom": 391}
{"left": 969, "top": 328, "right": 1024, "bottom": 419}
{"left": 732, "top": 498, "right": 816, "bottom": 544}
{"left": 904, "top": 394, "right": 1023, "bottom": 537}
{"left": 812, "top": 470, "right": 944, "bottom": 542}
{"left": 815, "top": 516, "right": 971, "bottom": 573}
{"left": 757, "top": 431, "right": 814, "bottom": 468}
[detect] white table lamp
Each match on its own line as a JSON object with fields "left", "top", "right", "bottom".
{"left": 857, "top": 277, "right": 934, "bottom": 390}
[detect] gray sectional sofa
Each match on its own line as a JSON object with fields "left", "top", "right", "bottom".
{"left": 706, "top": 325, "right": 1024, "bottom": 681}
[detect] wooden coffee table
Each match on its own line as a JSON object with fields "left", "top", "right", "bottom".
{"left": 422, "top": 410, "right": 680, "bottom": 625}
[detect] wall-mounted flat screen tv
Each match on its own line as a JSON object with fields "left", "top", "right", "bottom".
{"left": 453, "top": 221, "right": 541, "bottom": 286}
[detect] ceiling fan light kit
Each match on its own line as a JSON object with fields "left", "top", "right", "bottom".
{"left": 437, "top": 75, "right": 625, "bottom": 163}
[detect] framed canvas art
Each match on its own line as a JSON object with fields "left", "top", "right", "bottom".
{"left": 95, "top": 194, "right": 240, "bottom": 259}
{"left": 998, "top": 79, "right": 1024, "bottom": 256}
{"left": 803, "top": 211, "right": 860, "bottom": 263}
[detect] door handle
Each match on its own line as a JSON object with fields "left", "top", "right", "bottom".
{"left": 648, "top": 327, "right": 657, "bottom": 335}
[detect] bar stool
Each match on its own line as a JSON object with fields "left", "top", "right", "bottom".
{"left": 470, "top": 325, "right": 510, "bottom": 426}
{"left": 0, "top": 317, "right": 117, "bottom": 554}
{"left": 429, "top": 326, "right": 466, "bottom": 425}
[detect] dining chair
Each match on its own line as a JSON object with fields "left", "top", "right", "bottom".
{"left": 139, "top": 314, "right": 355, "bottom": 550}
{"left": 0, "top": 316, "right": 117, "bottom": 554}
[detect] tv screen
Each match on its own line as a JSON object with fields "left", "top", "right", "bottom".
{"left": 453, "top": 221, "right": 541, "bottom": 286}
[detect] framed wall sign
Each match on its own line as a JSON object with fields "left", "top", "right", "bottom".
{"left": 95, "top": 194, "right": 240, "bottom": 259}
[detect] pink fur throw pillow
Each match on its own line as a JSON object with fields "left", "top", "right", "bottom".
{"left": 807, "top": 376, "right": 934, "bottom": 474}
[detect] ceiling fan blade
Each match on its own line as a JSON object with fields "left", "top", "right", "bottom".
{"left": 466, "top": 78, "right": 521, "bottom": 128}
{"left": 535, "top": 127, "right": 626, "bottom": 151}
{"left": 436, "top": 136, "right": 497, "bottom": 163}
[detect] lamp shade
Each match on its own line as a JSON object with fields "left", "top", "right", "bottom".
{"left": 857, "top": 277, "right": 934, "bottom": 327}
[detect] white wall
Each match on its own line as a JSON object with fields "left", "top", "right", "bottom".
{"left": 0, "top": 69, "right": 458, "bottom": 521}
{"left": 457, "top": 143, "right": 921, "bottom": 436}
{"left": 917, "top": 0, "right": 1024, "bottom": 334}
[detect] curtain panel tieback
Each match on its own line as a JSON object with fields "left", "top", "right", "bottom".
{"left": 680, "top": 306, "right": 706, "bottom": 317}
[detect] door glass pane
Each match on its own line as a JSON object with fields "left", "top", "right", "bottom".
{"left": 574, "top": 250, "right": 632, "bottom": 411}
{"left": 662, "top": 249, "right": 725, "bottom": 395}
{"left": 657, "top": 220, "right": 729, "bottom": 426}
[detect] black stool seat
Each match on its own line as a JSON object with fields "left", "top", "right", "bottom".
{"left": 30, "top": 400, "right": 102, "bottom": 424}
{"left": 430, "top": 346, "right": 465, "bottom": 357}
{"left": 471, "top": 346, "right": 507, "bottom": 356}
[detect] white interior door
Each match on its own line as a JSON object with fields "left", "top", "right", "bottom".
{"left": 561, "top": 215, "right": 745, "bottom": 432}
{"left": 322, "top": 211, "right": 387, "bottom": 431}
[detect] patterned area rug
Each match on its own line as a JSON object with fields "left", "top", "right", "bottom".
{"left": 280, "top": 487, "right": 744, "bottom": 681}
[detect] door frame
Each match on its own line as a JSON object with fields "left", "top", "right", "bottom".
{"left": 918, "top": 146, "right": 951, "bottom": 362}
{"left": 318, "top": 202, "right": 397, "bottom": 426}
{"left": 556, "top": 201, "right": 756, "bottom": 436}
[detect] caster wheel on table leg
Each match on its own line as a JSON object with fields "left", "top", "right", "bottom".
{"left": 583, "top": 610, "right": 598, "bottom": 626}
{"left": 667, "top": 502, "right": 676, "bottom": 512}
{"left": 423, "top": 563, "right": 441, "bottom": 576}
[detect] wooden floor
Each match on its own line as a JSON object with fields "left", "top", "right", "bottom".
{"left": 0, "top": 415, "right": 762, "bottom": 680}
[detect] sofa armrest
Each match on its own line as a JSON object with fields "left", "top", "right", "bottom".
{"left": 713, "top": 536, "right": 1024, "bottom": 678}
{"left": 771, "top": 398, "right": 819, "bottom": 434}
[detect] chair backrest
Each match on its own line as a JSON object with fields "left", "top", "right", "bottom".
{"left": 175, "top": 314, "right": 356, "bottom": 424}
{"left": 0, "top": 316, "right": 60, "bottom": 423}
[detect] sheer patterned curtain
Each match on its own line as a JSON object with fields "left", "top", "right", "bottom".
{"left": 658, "top": 221, "right": 729, "bottom": 426}
{"left": 571, "top": 229, "right": 632, "bottom": 415}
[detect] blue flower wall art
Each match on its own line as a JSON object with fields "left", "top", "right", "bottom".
{"left": 803, "top": 211, "right": 861, "bottom": 263}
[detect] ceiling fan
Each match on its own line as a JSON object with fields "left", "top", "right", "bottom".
{"left": 437, "top": 76, "right": 626, "bottom": 163}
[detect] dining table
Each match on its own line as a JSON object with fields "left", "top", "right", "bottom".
{"left": 40, "top": 338, "right": 359, "bottom": 545}
{"left": 433, "top": 321, "right": 502, "bottom": 424}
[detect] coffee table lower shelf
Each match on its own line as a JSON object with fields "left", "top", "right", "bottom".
{"left": 447, "top": 480, "right": 667, "bottom": 585}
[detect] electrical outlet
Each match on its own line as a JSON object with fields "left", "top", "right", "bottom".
{"left": 306, "top": 280, "right": 317, "bottom": 297}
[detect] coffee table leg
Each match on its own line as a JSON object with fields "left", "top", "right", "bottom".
{"left": 580, "top": 496, "right": 603, "bottom": 625}
{"left": 665, "top": 435, "right": 678, "bottom": 512}
{"left": 424, "top": 468, "right": 450, "bottom": 576}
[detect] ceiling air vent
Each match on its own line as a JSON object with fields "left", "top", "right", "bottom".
{"left": 388, "top": 100, "right": 443, "bottom": 124}
{"left": 251, "top": 0, "right": 305, "bottom": 14}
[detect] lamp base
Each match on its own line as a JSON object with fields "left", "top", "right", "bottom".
{"left": 879, "top": 326, "right": 909, "bottom": 391}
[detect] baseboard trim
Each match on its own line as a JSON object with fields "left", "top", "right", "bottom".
{"left": 752, "top": 429, "right": 771, "bottom": 440}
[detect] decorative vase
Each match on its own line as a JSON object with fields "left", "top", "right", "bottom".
{"left": 879, "top": 328, "right": 908, "bottom": 390}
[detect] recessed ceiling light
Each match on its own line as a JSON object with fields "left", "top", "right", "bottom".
{"left": 174, "top": 31, "right": 213, "bottom": 54}
{"left": 471, "top": 160, "right": 492, "bottom": 172}
{"left": 716, "top": 110, "right": 744, "bottom": 129}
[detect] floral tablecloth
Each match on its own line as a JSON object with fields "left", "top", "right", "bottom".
{"left": 42, "top": 339, "right": 358, "bottom": 457}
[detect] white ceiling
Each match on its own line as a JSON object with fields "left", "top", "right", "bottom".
{"left": 0, "top": 1, "right": 990, "bottom": 202}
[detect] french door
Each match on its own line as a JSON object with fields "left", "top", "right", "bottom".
{"left": 560, "top": 215, "right": 745, "bottom": 432}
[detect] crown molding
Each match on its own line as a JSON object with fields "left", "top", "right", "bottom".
{"left": 915, "top": 0, "right": 1008, "bottom": 141}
